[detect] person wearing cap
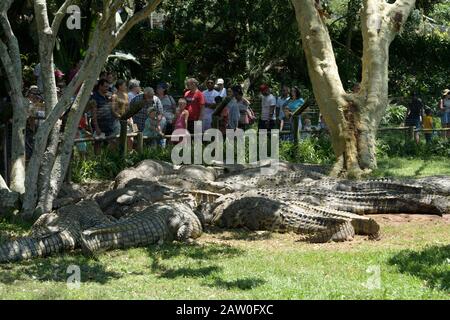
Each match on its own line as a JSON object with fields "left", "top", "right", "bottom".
{"left": 439, "top": 88, "right": 450, "bottom": 137}
{"left": 202, "top": 79, "right": 220, "bottom": 131}
{"left": 216, "top": 78, "right": 227, "bottom": 98}
{"left": 259, "top": 84, "right": 276, "bottom": 131}
{"left": 156, "top": 82, "right": 177, "bottom": 135}
{"left": 184, "top": 78, "right": 205, "bottom": 134}
{"left": 128, "top": 87, "right": 163, "bottom": 132}
{"left": 128, "top": 79, "right": 141, "bottom": 102}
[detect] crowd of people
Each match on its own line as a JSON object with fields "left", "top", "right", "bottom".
{"left": 5, "top": 63, "right": 450, "bottom": 160}
{"left": 404, "top": 89, "right": 450, "bottom": 143}
{"left": 71, "top": 73, "right": 324, "bottom": 154}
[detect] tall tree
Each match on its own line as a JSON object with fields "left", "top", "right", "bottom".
{"left": 291, "top": 0, "right": 416, "bottom": 177}
{"left": 0, "top": 0, "right": 28, "bottom": 194}
{"left": 0, "top": 0, "right": 162, "bottom": 219}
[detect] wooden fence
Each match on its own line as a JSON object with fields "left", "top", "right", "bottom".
{"left": 1, "top": 120, "right": 450, "bottom": 182}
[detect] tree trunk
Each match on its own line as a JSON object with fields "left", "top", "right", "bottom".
{"left": 9, "top": 94, "right": 27, "bottom": 194}
{"left": 20, "top": 0, "right": 163, "bottom": 218}
{"left": 40, "top": 75, "right": 102, "bottom": 213}
{"left": 0, "top": 174, "right": 8, "bottom": 190}
{"left": 36, "top": 120, "right": 62, "bottom": 213}
{"left": 0, "top": 4, "right": 27, "bottom": 194}
{"left": 291, "top": 0, "right": 416, "bottom": 177}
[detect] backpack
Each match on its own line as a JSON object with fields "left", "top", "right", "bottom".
{"left": 246, "top": 107, "right": 256, "bottom": 125}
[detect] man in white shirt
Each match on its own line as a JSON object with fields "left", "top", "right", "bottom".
{"left": 259, "top": 84, "right": 276, "bottom": 131}
{"left": 202, "top": 79, "right": 220, "bottom": 131}
{"left": 128, "top": 79, "right": 141, "bottom": 102}
{"left": 216, "top": 78, "right": 227, "bottom": 98}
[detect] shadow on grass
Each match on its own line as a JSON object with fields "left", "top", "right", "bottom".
{"left": 0, "top": 254, "right": 122, "bottom": 285}
{"left": 210, "top": 277, "right": 266, "bottom": 290}
{"left": 388, "top": 245, "right": 450, "bottom": 292}
{"left": 206, "top": 228, "right": 273, "bottom": 241}
{"left": 147, "top": 242, "right": 266, "bottom": 290}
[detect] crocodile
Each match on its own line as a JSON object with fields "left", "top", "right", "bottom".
{"left": 0, "top": 198, "right": 202, "bottom": 263}
{"left": 255, "top": 188, "right": 449, "bottom": 216}
{"left": 81, "top": 201, "right": 202, "bottom": 254}
{"left": 201, "top": 190, "right": 380, "bottom": 242}
{"left": 0, "top": 201, "right": 112, "bottom": 263}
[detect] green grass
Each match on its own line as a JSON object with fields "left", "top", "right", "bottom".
{"left": 0, "top": 157, "right": 449, "bottom": 300}
{"left": 373, "top": 157, "right": 450, "bottom": 178}
{"left": 0, "top": 224, "right": 449, "bottom": 299}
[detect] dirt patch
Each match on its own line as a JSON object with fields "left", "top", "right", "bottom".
{"left": 196, "top": 214, "right": 450, "bottom": 252}
{"left": 370, "top": 214, "right": 450, "bottom": 224}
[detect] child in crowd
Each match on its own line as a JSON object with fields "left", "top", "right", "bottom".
{"left": 143, "top": 107, "right": 164, "bottom": 147}
{"left": 423, "top": 108, "right": 434, "bottom": 144}
{"left": 301, "top": 118, "right": 313, "bottom": 140}
{"left": 280, "top": 106, "right": 294, "bottom": 142}
{"left": 75, "top": 113, "right": 91, "bottom": 159}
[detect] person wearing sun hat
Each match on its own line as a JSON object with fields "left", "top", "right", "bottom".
{"left": 439, "top": 88, "right": 450, "bottom": 136}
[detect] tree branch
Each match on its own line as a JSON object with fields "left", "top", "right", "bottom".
{"left": 0, "top": 0, "right": 13, "bottom": 13}
{"left": 387, "top": 0, "right": 416, "bottom": 34}
{"left": 51, "top": 0, "right": 75, "bottom": 35}
{"left": 113, "top": 0, "right": 162, "bottom": 48}
{"left": 0, "top": 173, "right": 9, "bottom": 191}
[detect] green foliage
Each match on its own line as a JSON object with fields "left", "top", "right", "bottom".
{"left": 380, "top": 104, "right": 407, "bottom": 127}
{"left": 279, "top": 136, "right": 335, "bottom": 165}
{"left": 376, "top": 133, "right": 450, "bottom": 159}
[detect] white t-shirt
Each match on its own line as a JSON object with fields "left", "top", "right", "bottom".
{"left": 261, "top": 94, "right": 276, "bottom": 121}
{"left": 203, "top": 89, "right": 220, "bottom": 105}
{"left": 217, "top": 88, "right": 227, "bottom": 98}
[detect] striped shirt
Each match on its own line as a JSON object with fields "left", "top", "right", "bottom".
{"left": 130, "top": 94, "right": 163, "bottom": 131}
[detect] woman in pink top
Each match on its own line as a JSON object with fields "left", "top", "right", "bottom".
{"left": 173, "top": 98, "right": 189, "bottom": 144}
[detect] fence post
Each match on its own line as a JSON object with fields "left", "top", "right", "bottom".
{"left": 408, "top": 126, "right": 415, "bottom": 141}
{"left": 119, "top": 120, "right": 127, "bottom": 159}
{"left": 293, "top": 115, "right": 300, "bottom": 143}
{"left": 0, "top": 125, "right": 6, "bottom": 184}
{"left": 137, "top": 132, "right": 144, "bottom": 153}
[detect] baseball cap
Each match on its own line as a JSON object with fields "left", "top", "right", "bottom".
{"left": 216, "top": 78, "right": 225, "bottom": 85}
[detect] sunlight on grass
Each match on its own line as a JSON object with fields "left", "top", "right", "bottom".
{"left": 373, "top": 157, "right": 450, "bottom": 178}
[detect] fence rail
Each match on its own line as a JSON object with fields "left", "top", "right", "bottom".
{"left": 2, "top": 123, "right": 449, "bottom": 182}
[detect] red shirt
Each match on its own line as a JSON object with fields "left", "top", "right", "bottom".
{"left": 184, "top": 89, "right": 205, "bottom": 121}
{"left": 78, "top": 115, "right": 87, "bottom": 129}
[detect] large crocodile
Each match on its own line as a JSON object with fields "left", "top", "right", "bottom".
{"left": 0, "top": 201, "right": 111, "bottom": 263}
{"left": 0, "top": 198, "right": 202, "bottom": 263}
{"left": 81, "top": 201, "right": 203, "bottom": 255}
{"left": 200, "top": 190, "right": 380, "bottom": 242}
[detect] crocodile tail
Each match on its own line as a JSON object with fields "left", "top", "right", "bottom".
{"left": 0, "top": 231, "right": 77, "bottom": 263}
{"left": 80, "top": 212, "right": 168, "bottom": 255}
{"left": 308, "top": 221, "right": 355, "bottom": 243}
